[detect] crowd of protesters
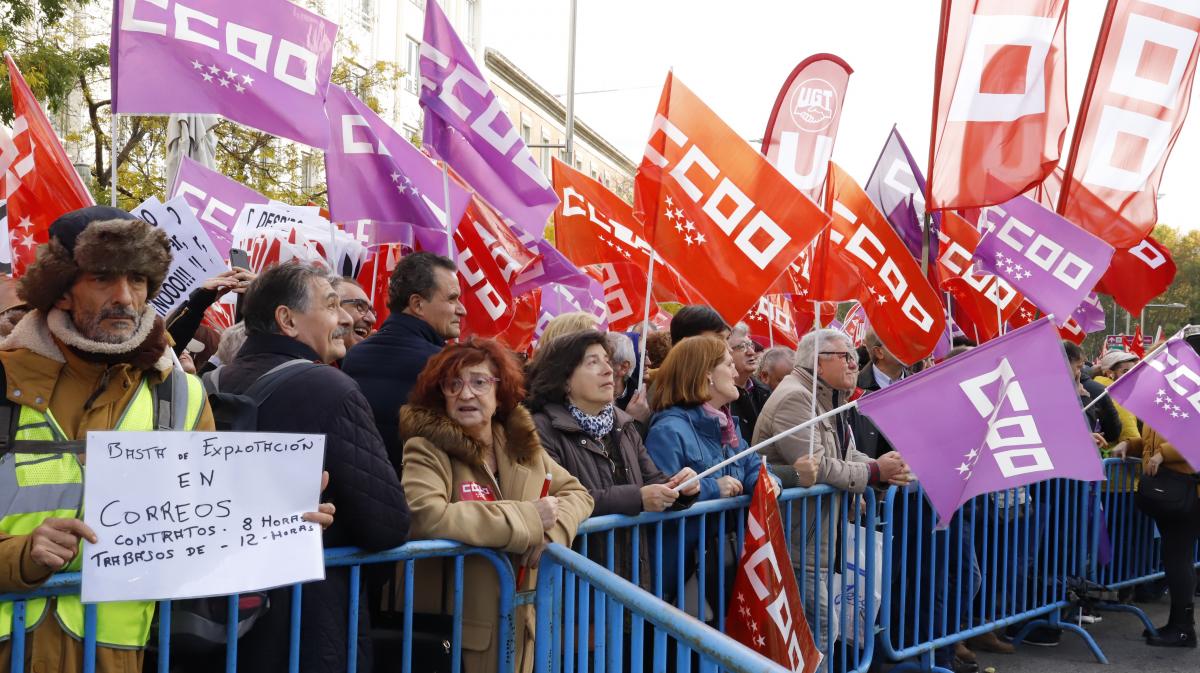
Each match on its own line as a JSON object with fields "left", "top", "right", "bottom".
{"left": 0, "top": 207, "right": 1195, "bottom": 673}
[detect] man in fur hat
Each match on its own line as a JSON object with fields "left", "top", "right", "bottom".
{"left": 0, "top": 206, "right": 218, "bottom": 672}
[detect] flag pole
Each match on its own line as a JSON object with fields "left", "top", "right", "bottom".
{"left": 110, "top": 113, "right": 118, "bottom": 207}
{"left": 635, "top": 253, "right": 657, "bottom": 393}
{"left": 440, "top": 161, "right": 454, "bottom": 260}
{"left": 676, "top": 399, "right": 859, "bottom": 492}
{"left": 1082, "top": 328, "right": 1189, "bottom": 412}
{"left": 769, "top": 314, "right": 775, "bottom": 348}
{"left": 808, "top": 300, "right": 821, "bottom": 459}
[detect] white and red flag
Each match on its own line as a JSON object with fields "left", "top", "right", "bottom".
{"left": 1059, "top": 0, "right": 1200, "bottom": 248}
{"left": 928, "top": 0, "right": 1070, "bottom": 210}
{"left": 634, "top": 73, "right": 829, "bottom": 324}
{"left": 2, "top": 55, "right": 94, "bottom": 276}
{"left": 725, "top": 464, "right": 822, "bottom": 673}
{"left": 760, "top": 54, "right": 853, "bottom": 203}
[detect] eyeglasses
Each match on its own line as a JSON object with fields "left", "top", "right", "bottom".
{"left": 819, "top": 351, "right": 856, "bottom": 364}
{"left": 730, "top": 341, "right": 753, "bottom": 352}
{"left": 441, "top": 375, "right": 501, "bottom": 397}
{"left": 340, "top": 298, "right": 375, "bottom": 315}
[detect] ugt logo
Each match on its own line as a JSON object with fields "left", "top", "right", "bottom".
{"left": 790, "top": 78, "right": 837, "bottom": 132}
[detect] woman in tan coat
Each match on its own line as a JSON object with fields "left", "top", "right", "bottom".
{"left": 399, "top": 338, "right": 593, "bottom": 673}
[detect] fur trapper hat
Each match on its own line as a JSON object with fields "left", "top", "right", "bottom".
{"left": 18, "top": 206, "right": 172, "bottom": 312}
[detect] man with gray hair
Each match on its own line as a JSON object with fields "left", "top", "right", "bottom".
{"left": 756, "top": 346, "right": 795, "bottom": 391}
{"left": 754, "top": 328, "right": 909, "bottom": 638}
{"left": 728, "top": 322, "right": 770, "bottom": 443}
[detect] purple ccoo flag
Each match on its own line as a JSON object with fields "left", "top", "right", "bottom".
{"left": 1107, "top": 334, "right": 1200, "bottom": 469}
{"left": 864, "top": 126, "right": 935, "bottom": 261}
{"left": 857, "top": 318, "right": 1104, "bottom": 526}
{"left": 1072, "top": 293, "right": 1107, "bottom": 334}
{"left": 975, "top": 196, "right": 1114, "bottom": 327}
{"left": 111, "top": 0, "right": 337, "bottom": 149}
{"left": 324, "top": 84, "right": 470, "bottom": 232}
{"left": 536, "top": 278, "right": 610, "bottom": 339}
{"left": 419, "top": 0, "right": 558, "bottom": 241}
{"left": 512, "top": 239, "right": 590, "bottom": 296}
{"left": 170, "top": 156, "right": 268, "bottom": 259}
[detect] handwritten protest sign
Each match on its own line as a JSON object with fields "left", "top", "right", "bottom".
{"left": 136, "top": 196, "right": 226, "bottom": 317}
{"left": 81, "top": 431, "right": 326, "bottom": 603}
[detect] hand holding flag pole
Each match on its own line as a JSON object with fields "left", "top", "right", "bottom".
{"left": 673, "top": 400, "right": 858, "bottom": 493}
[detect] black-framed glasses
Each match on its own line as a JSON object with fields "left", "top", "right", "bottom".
{"left": 441, "top": 375, "right": 501, "bottom": 397}
{"left": 340, "top": 298, "right": 375, "bottom": 315}
{"left": 819, "top": 351, "right": 855, "bottom": 364}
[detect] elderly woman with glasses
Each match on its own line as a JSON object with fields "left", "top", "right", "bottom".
{"left": 400, "top": 338, "right": 594, "bottom": 673}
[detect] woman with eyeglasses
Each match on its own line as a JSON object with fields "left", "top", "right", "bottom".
{"left": 399, "top": 338, "right": 593, "bottom": 673}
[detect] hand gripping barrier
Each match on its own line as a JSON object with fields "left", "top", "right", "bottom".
{"left": 878, "top": 479, "right": 1105, "bottom": 673}
{"left": 571, "top": 485, "right": 877, "bottom": 673}
{"left": 1, "top": 540, "right": 518, "bottom": 673}
{"left": 533, "top": 542, "right": 790, "bottom": 672}
{"left": 1087, "top": 457, "right": 1200, "bottom": 636}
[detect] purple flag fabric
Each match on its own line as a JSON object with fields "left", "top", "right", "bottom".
{"left": 112, "top": 0, "right": 337, "bottom": 148}
{"left": 1071, "top": 293, "right": 1107, "bottom": 334}
{"left": 1108, "top": 335, "right": 1200, "bottom": 469}
{"left": 324, "top": 85, "right": 470, "bottom": 231}
{"left": 864, "top": 126, "right": 935, "bottom": 260}
{"left": 856, "top": 318, "right": 1104, "bottom": 526}
{"left": 419, "top": 0, "right": 558, "bottom": 240}
{"left": 511, "top": 240, "right": 589, "bottom": 296}
{"left": 535, "top": 278, "right": 610, "bottom": 339}
{"left": 342, "top": 221, "right": 415, "bottom": 250}
{"left": 170, "top": 156, "right": 268, "bottom": 259}
{"left": 975, "top": 196, "right": 1114, "bottom": 327}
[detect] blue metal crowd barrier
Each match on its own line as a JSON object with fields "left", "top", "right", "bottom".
{"left": 533, "top": 542, "right": 789, "bottom": 673}
{"left": 878, "top": 479, "right": 1104, "bottom": 673}
{"left": 1, "top": 539, "right": 518, "bottom": 673}
{"left": 1087, "top": 457, "right": 1200, "bottom": 634}
{"left": 573, "top": 485, "right": 877, "bottom": 673}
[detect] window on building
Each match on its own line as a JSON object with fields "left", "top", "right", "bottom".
{"left": 356, "top": 0, "right": 375, "bottom": 29}
{"left": 301, "top": 152, "right": 322, "bottom": 191}
{"left": 521, "top": 121, "right": 532, "bottom": 146}
{"left": 404, "top": 37, "right": 421, "bottom": 95}
{"left": 574, "top": 158, "right": 583, "bottom": 171}
{"left": 466, "top": 0, "right": 479, "bottom": 49}
{"left": 540, "top": 131, "right": 552, "bottom": 174}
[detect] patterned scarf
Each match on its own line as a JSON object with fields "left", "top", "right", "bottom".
{"left": 701, "top": 403, "right": 739, "bottom": 448}
{"left": 568, "top": 402, "right": 615, "bottom": 440}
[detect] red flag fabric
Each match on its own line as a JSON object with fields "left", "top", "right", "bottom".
{"left": 1007, "top": 298, "right": 1041, "bottom": 330}
{"left": 552, "top": 157, "right": 699, "bottom": 306}
{"left": 452, "top": 195, "right": 539, "bottom": 339}
{"left": 937, "top": 211, "right": 1023, "bottom": 342}
{"left": 760, "top": 54, "right": 853, "bottom": 203}
{"left": 927, "top": 0, "right": 1069, "bottom": 210}
{"left": 1129, "top": 323, "right": 1147, "bottom": 358}
{"left": 2, "top": 55, "right": 94, "bottom": 276}
{"left": 1095, "top": 235, "right": 1176, "bottom": 314}
{"left": 583, "top": 262, "right": 650, "bottom": 331}
{"left": 791, "top": 300, "right": 839, "bottom": 336}
{"left": 1058, "top": 315, "right": 1087, "bottom": 345}
{"left": 494, "top": 290, "right": 539, "bottom": 356}
{"left": 744, "top": 295, "right": 800, "bottom": 349}
{"left": 827, "top": 163, "right": 946, "bottom": 364}
{"left": 634, "top": 73, "right": 829, "bottom": 323}
{"left": 1059, "top": 0, "right": 1200, "bottom": 248}
{"left": 769, "top": 245, "right": 859, "bottom": 303}
{"left": 841, "top": 301, "right": 870, "bottom": 347}
{"left": 356, "top": 243, "right": 406, "bottom": 324}
{"left": 725, "top": 464, "right": 821, "bottom": 673}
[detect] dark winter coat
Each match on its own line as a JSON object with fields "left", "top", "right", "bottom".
{"left": 852, "top": 363, "right": 896, "bottom": 459}
{"left": 221, "top": 333, "right": 410, "bottom": 673}
{"left": 730, "top": 377, "right": 772, "bottom": 445}
{"left": 342, "top": 312, "right": 446, "bottom": 468}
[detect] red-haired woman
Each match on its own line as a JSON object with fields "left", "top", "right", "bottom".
{"left": 399, "top": 338, "right": 593, "bottom": 673}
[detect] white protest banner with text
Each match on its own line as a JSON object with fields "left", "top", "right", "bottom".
{"left": 136, "top": 196, "right": 226, "bottom": 317}
{"left": 82, "top": 431, "right": 326, "bottom": 603}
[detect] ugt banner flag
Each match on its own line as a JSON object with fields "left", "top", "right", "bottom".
{"left": 856, "top": 318, "right": 1104, "bottom": 526}
{"left": 111, "top": 0, "right": 337, "bottom": 149}
{"left": 634, "top": 73, "right": 830, "bottom": 324}
{"left": 974, "top": 195, "right": 1114, "bottom": 326}
{"left": 725, "top": 464, "right": 822, "bottom": 673}
{"left": 420, "top": 0, "right": 558, "bottom": 241}
{"left": 1108, "top": 334, "right": 1200, "bottom": 469}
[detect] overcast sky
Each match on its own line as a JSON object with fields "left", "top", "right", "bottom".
{"left": 485, "top": 0, "right": 1200, "bottom": 233}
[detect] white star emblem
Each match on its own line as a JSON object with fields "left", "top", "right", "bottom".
{"left": 684, "top": 220, "right": 696, "bottom": 232}
{"left": 674, "top": 222, "right": 684, "bottom": 233}
{"left": 18, "top": 234, "right": 36, "bottom": 249}
{"left": 1021, "top": 270, "right": 1032, "bottom": 279}
{"left": 875, "top": 293, "right": 888, "bottom": 304}
{"left": 695, "top": 233, "right": 706, "bottom": 244}
{"left": 684, "top": 234, "right": 694, "bottom": 246}
{"left": 673, "top": 208, "right": 684, "bottom": 220}
{"left": 396, "top": 185, "right": 407, "bottom": 195}
{"left": 995, "top": 251, "right": 1004, "bottom": 260}
{"left": 749, "top": 620, "right": 758, "bottom": 633}
{"left": 736, "top": 592, "right": 746, "bottom": 604}
{"left": 234, "top": 83, "right": 245, "bottom": 93}
{"left": 390, "top": 173, "right": 402, "bottom": 183}
{"left": 219, "top": 78, "right": 231, "bottom": 87}
{"left": 242, "top": 73, "right": 255, "bottom": 86}
{"left": 665, "top": 208, "right": 677, "bottom": 221}
{"left": 201, "top": 72, "right": 213, "bottom": 83}
{"left": 1158, "top": 389, "right": 1167, "bottom": 396}
{"left": 621, "top": 249, "right": 632, "bottom": 258}
{"left": 956, "top": 462, "right": 970, "bottom": 475}
{"left": 665, "top": 195, "right": 674, "bottom": 208}
{"left": 1172, "top": 411, "right": 1180, "bottom": 418}
{"left": 1173, "top": 405, "right": 1181, "bottom": 412}
{"left": 1183, "top": 412, "right": 1191, "bottom": 419}
{"left": 191, "top": 60, "right": 204, "bottom": 70}
{"left": 224, "top": 67, "right": 238, "bottom": 80}
{"left": 17, "top": 216, "right": 33, "bottom": 231}
{"left": 754, "top": 634, "right": 766, "bottom": 648}
{"left": 1014, "top": 263, "right": 1024, "bottom": 273}
{"left": 208, "top": 64, "right": 221, "bottom": 74}
{"left": 966, "top": 448, "right": 978, "bottom": 460}
{"left": 739, "top": 605, "right": 751, "bottom": 619}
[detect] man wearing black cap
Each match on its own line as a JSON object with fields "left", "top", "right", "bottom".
{"left": 0, "top": 206, "right": 217, "bottom": 672}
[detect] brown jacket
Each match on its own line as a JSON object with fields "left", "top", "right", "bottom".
{"left": 1127, "top": 422, "right": 1200, "bottom": 494}
{"left": 0, "top": 309, "right": 215, "bottom": 673}
{"left": 399, "top": 404, "right": 593, "bottom": 673}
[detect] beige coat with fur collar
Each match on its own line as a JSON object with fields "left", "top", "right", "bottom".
{"left": 399, "top": 404, "right": 593, "bottom": 673}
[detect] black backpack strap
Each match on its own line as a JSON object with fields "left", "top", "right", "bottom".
{"left": 0, "top": 358, "right": 14, "bottom": 455}
{"left": 242, "top": 359, "right": 321, "bottom": 407}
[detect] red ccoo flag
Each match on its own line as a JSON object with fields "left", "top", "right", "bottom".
{"left": 1096, "top": 234, "right": 1176, "bottom": 315}
{"left": 927, "top": 0, "right": 1069, "bottom": 210}
{"left": 2, "top": 54, "right": 94, "bottom": 276}
{"left": 726, "top": 464, "right": 822, "bottom": 673}
{"left": 634, "top": 73, "right": 829, "bottom": 324}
